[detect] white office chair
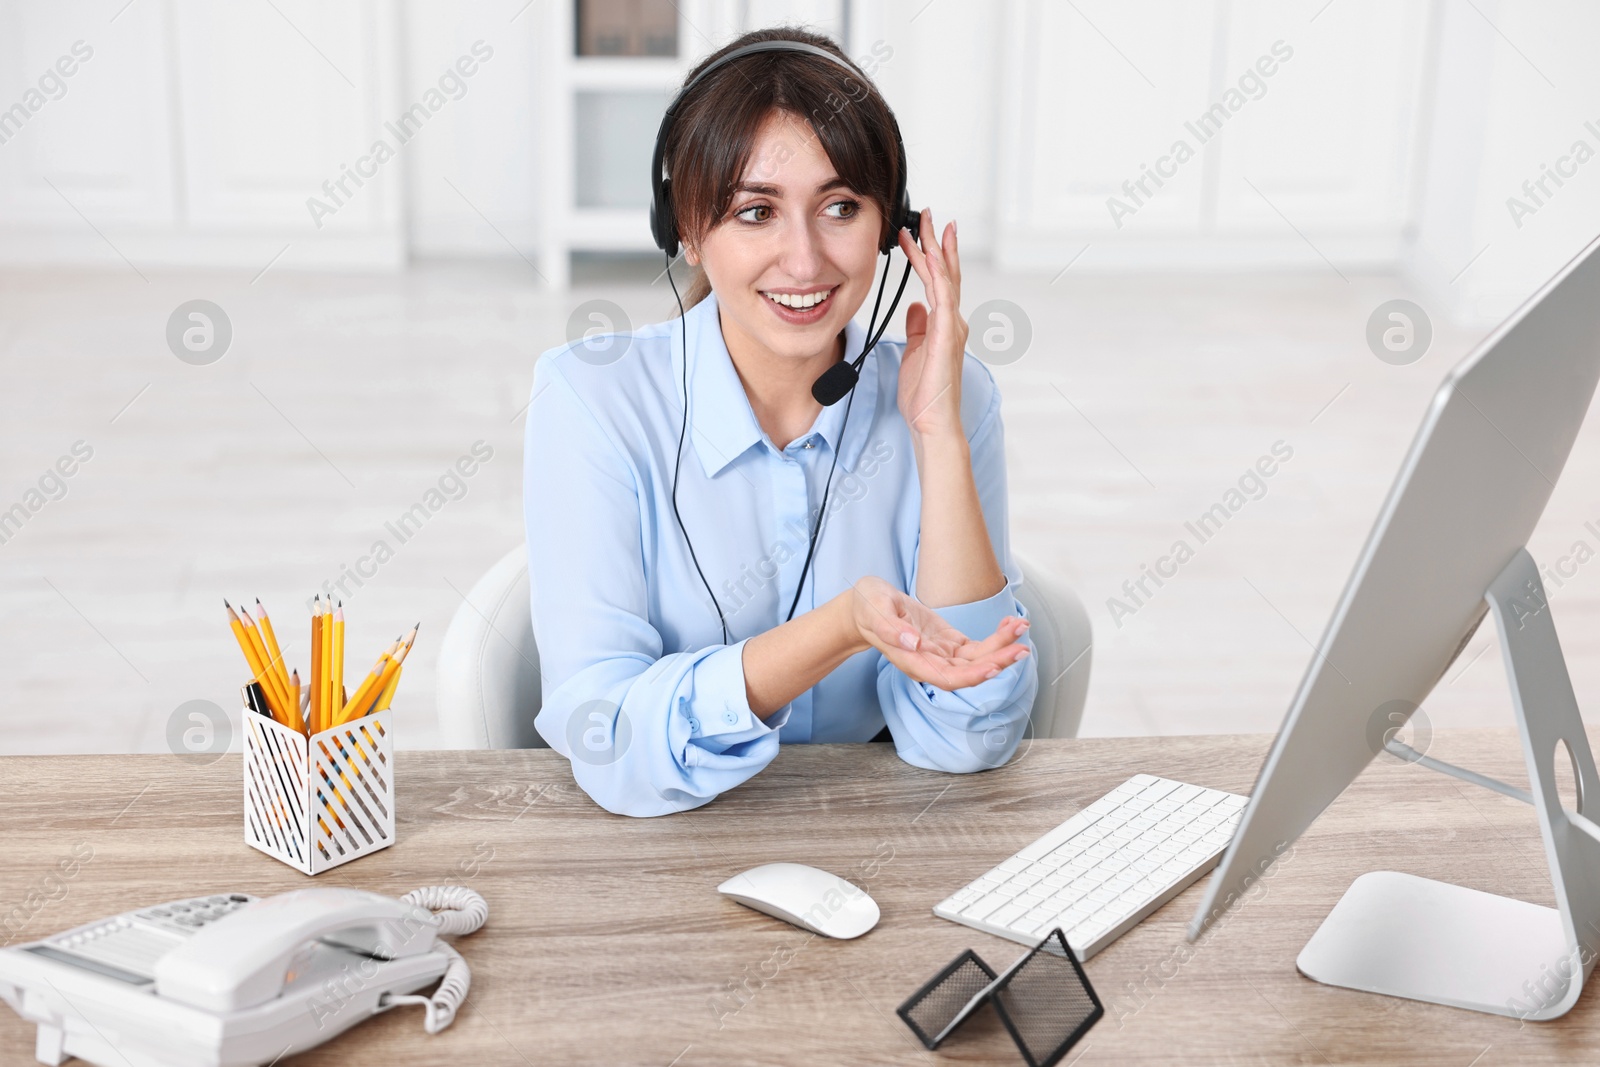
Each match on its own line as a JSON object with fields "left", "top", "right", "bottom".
{"left": 435, "top": 546, "right": 1092, "bottom": 749}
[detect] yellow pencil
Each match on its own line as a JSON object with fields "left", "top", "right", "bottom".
{"left": 373, "top": 662, "right": 403, "bottom": 712}
{"left": 356, "top": 627, "right": 415, "bottom": 720}
{"left": 320, "top": 600, "right": 335, "bottom": 734}
{"left": 310, "top": 597, "right": 324, "bottom": 734}
{"left": 239, "top": 604, "right": 294, "bottom": 727}
{"left": 331, "top": 603, "right": 345, "bottom": 735}
{"left": 332, "top": 643, "right": 398, "bottom": 726}
{"left": 225, "top": 600, "right": 292, "bottom": 730}
{"left": 253, "top": 598, "right": 294, "bottom": 702}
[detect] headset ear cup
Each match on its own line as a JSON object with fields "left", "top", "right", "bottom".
{"left": 878, "top": 177, "right": 905, "bottom": 253}
{"left": 891, "top": 199, "right": 920, "bottom": 251}
{"left": 655, "top": 178, "right": 679, "bottom": 258}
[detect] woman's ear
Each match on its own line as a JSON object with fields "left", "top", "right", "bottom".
{"left": 682, "top": 241, "right": 700, "bottom": 267}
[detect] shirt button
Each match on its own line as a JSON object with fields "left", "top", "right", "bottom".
{"left": 803, "top": 440, "right": 814, "bottom": 449}
{"left": 724, "top": 711, "right": 738, "bottom": 724}
{"left": 688, "top": 717, "right": 699, "bottom": 731}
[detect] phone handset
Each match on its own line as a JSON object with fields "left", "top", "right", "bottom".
{"left": 153, "top": 886, "right": 487, "bottom": 1032}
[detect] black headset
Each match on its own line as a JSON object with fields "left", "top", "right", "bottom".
{"left": 652, "top": 38, "right": 923, "bottom": 645}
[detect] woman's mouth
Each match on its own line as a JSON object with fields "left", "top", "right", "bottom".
{"left": 760, "top": 286, "right": 837, "bottom": 325}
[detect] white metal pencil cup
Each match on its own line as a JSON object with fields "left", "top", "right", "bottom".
{"left": 241, "top": 706, "right": 396, "bottom": 874}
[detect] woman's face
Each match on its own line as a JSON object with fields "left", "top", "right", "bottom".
{"left": 686, "top": 109, "right": 883, "bottom": 366}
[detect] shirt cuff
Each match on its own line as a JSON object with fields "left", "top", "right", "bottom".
{"left": 924, "top": 581, "right": 1019, "bottom": 642}
{"left": 685, "top": 639, "right": 791, "bottom": 740}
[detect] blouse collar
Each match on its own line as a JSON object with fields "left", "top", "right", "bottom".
{"left": 677, "top": 290, "right": 880, "bottom": 479}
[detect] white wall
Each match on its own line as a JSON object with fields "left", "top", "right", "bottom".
{"left": 1, "top": 0, "right": 1596, "bottom": 321}
{"left": 1410, "top": 0, "right": 1600, "bottom": 326}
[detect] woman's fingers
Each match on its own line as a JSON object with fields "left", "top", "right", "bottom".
{"left": 855, "top": 583, "right": 1032, "bottom": 688}
{"left": 953, "top": 616, "right": 1030, "bottom": 662}
{"left": 919, "top": 210, "right": 946, "bottom": 307}
{"left": 856, "top": 588, "right": 919, "bottom": 652}
{"left": 950, "top": 638, "right": 1030, "bottom": 675}
{"left": 891, "top": 641, "right": 1029, "bottom": 690}
{"left": 884, "top": 615, "right": 1030, "bottom": 688}
{"left": 885, "top": 646, "right": 1005, "bottom": 691}
{"left": 948, "top": 217, "right": 961, "bottom": 289}
{"left": 898, "top": 216, "right": 934, "bottom": 295}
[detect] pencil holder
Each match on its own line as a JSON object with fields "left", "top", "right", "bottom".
{"left": 241, "top": 707, "right": 396, "bottom": 875}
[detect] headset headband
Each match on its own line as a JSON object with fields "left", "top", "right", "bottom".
{"left": 649, "top": 38, "right": 915, "bottom": 258}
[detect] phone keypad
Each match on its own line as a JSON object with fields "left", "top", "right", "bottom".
{"left": 31, "top": 894, "right": 259, "bottom": 982}
{"left": 134, "top": 894, "right": 256, "bottom": 934}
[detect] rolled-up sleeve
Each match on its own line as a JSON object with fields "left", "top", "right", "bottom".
{"left": 524, "top": 356, "right": 790, "bottom": 817}
{"left": 876, "top": 370, "right": 1040, "bottom": 772}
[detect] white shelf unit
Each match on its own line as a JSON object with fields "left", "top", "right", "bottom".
{"left": 536, "top": 2, "right": 712, "bottom": 289}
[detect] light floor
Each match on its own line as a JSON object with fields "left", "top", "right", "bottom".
{"left": 2, "top": 258, "right": 1595, "bottom": 754}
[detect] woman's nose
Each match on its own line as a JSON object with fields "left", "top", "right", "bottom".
{"left": 777, "top": 218, "right": 825, "bottom": 278}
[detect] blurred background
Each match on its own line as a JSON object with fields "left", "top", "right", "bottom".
{"left": 2, "top": 0, "right": 1598, "bottom": 755}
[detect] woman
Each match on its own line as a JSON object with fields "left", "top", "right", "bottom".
{"left": 524, "top": 27, "right": 1038, "bottom": 817}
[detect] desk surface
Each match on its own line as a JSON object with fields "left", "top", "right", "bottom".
{"left": 2, "top": 731, "right": 1597, "bottom": 1066}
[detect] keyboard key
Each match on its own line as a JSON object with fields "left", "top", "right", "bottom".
{"left": 1015, "top": 812, "right": 1094, "bottom": 862}
{"left": 960, "top": 895, "right": 1009, "bottom": 921}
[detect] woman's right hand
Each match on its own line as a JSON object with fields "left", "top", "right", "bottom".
{"left": 844, "top": 576, "right": 1031, "bottom": 692}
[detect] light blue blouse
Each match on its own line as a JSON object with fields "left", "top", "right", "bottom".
{"left": 523, "top": 290, "right": 1039, "bottom": 817}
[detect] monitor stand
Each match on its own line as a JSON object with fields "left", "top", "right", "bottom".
{"left": 1296, "top": 547, "right": 1600, "bottom": 1020}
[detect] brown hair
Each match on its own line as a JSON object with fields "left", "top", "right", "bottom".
{"left": 661, "top": 27, "right": 902, "bottom": 308}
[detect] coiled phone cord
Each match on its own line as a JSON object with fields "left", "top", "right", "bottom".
{"left": 379, "top": 886, "right": 489, "bottom": 1034}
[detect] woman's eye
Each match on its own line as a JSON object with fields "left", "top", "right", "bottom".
{"left": 736, "top": 199, "right": 864, "bottom": 225}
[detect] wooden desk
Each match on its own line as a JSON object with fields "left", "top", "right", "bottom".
{"left": 3, "top": 731, "right": 1597, "bottom": 1065}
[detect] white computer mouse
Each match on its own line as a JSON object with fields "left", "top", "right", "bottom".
{"left": 717, "top": 862, "right": 880, "bottom": 939}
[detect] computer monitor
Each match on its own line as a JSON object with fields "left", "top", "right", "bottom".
{"left": 1187, "top": 231, "right": 1600, "bottom": 1019}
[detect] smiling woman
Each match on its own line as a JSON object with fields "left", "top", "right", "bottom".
{"left": 522, "top": 27, "right": 1040, "bottom": 817}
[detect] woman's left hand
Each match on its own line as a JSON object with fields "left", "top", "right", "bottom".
{"left": 896, "top": 208, "right": 967, "bottom": 441}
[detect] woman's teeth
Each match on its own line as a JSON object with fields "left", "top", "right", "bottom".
{"left": 764, "top": 287, "right": 834, "bottom": 310}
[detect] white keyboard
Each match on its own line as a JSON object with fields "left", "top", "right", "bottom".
{"left": 934, "top": 774, "right": 1247, "bottom": 959}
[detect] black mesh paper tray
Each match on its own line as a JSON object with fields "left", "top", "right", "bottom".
{"left": 896, "top": 928, "right": 1103, "bottom": 1067}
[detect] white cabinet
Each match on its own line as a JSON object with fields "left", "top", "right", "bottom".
{"left": 0, "top": 2, "right": 176, "bottom": 230}
{"left": 173, "top": 0, "right": 398, "bottom": 233}
{"left": 0, "top": 0, "right": 402, "bottom": 268}
{"left": 1212, "top": 0, "right": 1430, "bottom": 240}
{"left": 995, "top": 0, "right": 1434, "bottom": 270}
{"left": 998, "top": 0, "right": 1220, "bottom": 236}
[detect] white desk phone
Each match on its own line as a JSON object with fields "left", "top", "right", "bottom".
{"left": 0, "top": 884, "right": 487, "bottom": 1067}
